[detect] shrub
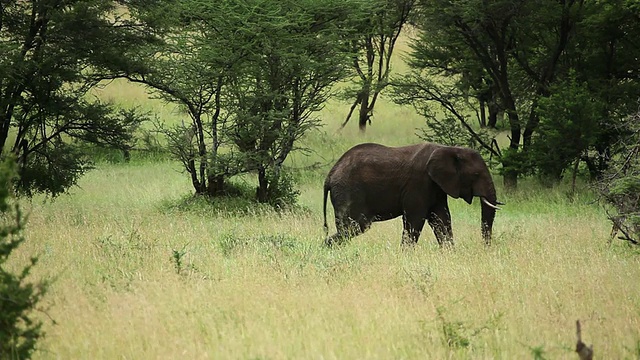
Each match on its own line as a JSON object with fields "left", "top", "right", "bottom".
{"left": 596, "top": 109, "right": 640, "bottom": 245}
{"left": 0, "top": 160, "right": 48, "bottom": 359}
{"left": 261, "top": 168, "right": 300, "bottom": 210}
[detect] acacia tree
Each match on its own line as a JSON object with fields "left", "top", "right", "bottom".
{"left": 120, "top": 0, "right": 357, "bottom": 204}
{"left": 223, "top": 0, "right": 355, "bottom": 205}
{"left": 0, "top": 1, "right": 157, "bottom": 196}
{"left": 534, "top": 0, "right": 640, "bottom": 181}
{"left": 394, "top": 0, "right": 639, "bottom": 188}
{"left": 399, "top": 0, "right": 583, "bottom": 188}
{"left": 115, "top": 1, "right": 246, "bottom": 196}
{"left": 341, "top": 0, "right": 415, "bottom": 132}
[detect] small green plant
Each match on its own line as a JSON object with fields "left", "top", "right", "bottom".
{"left": 0, "top": 159, "right": 49, "bottom": 359}
{"left": 437, "top": 306, "right": 471, "bottom": 349}
{"left": 258, "top": 234, "right": 297, "bottom": 251}
{"left": 171, "top": 247, "right": 187, "bottom": 275}
{"left": 170, "top": 245, "right": 201, "bottom": 277}
{"left": 217, "top": 234, "right": 247, "bottom": 257}
{"left": 403, "top": 265, "right": 434, "bottom": 297}
{"left": 529, "top": 344, "right": 548, "bottom": 360}
{"left": 436, "top": 305, "right": 503, "bottom": 350}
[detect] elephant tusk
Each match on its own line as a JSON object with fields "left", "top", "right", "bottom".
{"left": 481, "top": 197, "right": 501, "bottom": 210}
{"left": 495, "top": 200, "right": 506, "bottom": 206}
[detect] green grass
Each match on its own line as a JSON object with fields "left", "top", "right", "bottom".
{"left": 7, "top": 76, "right": 640, "bottom": 359}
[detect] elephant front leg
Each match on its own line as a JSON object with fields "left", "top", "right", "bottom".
{"left": 402, "top": 214, "right": 425, "bottom": 246}
{"left": 428, "top": 205, "right": 453, "bottom": 246}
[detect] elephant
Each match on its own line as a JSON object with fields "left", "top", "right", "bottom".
{"left": 322, "top": 142, "right": 502, "bottom": 246}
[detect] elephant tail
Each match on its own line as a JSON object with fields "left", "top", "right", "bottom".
{"left": 323, "top": 180, "right": 330, "bottom": 236}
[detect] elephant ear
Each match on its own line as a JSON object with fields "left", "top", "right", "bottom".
{"left": 426, "top": 147, "right": 462, "bottom": 199}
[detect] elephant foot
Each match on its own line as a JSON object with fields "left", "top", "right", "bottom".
{"left": 325, "top": 233, "right": 349, "bottom": 247}
{"left": 400, "top": 235, "right": 418, "bottom": 247}
{"left": 438, "top": 240, "right": 455, "bottom": 250}
{"left": 324, "top": 236, "right": 335, "bottom": 247}
{"left": 400, "top": 241, "right": 418, "bottom": 251}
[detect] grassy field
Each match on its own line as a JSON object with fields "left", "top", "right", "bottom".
{"left": 7, "top": 78, "right": 640, "bottom": 359}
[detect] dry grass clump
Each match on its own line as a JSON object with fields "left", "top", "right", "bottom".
{"left": 6, "top": 80, "right": 638, "bottom": 359}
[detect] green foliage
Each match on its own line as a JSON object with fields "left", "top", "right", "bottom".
{"left": 531, "top": 74, "right": 605, "bottom": 180}
{"left": 499, "top": 148, "right": 535, "bottom": 179}
{"left": 596, "top": 110, "right": 640, "bottom": 245}
{"left": 436, "top": 305, "right": 503, "bottom": 350}
{"left": 393, "top": 73, "right": 501, "bottom": 170}
{"left": 171, "top": 247, "right": 187, "bottom": 275}
{"left": 0, "top": 160, "right": 48, "bottom": 359}
{"left": 17, "top": 142, "right": 92, "bottom": 198}
{"left": 170, "top": 245, "right": 199, "bottom": 276}
{"left": 609, "top": 176, "right": 640, "bottom": 196}
{"left": 0, "top": 1, "right": 155, "bottom": 197}
{"left": 261, "top": 169, "right": 300, "bottom": 210}
{"left": 419, "top": 115, "right": 471, "bottom": 147}
{"left": 123, "top": 0, "right": 358, "bottom": 206}
{"left": 529, "top": 344, "right": 548, "bottom": 360}
{"left": 418, "top": 113, "right": 496, "bottom": 160}
{"left": 220, "top": 0, "right": 355, "bottom": 205}
{"left": 397, "top": 0, "right": 640, "bottom": 187}
{"left": 340, "top": 0, "right": 415, "bottom": 131}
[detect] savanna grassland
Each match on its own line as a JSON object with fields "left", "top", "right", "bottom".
{"left": 7, "top": 77, "right": 640, "bottom": 359}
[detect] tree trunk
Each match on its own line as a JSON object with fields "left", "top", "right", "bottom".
{"left": 206, "top": 174, "right": 225, "bottom": 197}
{"left": 488, "top": 101, "right": 500, "bottom": 128}
{"left": 503, "top": 169, "right": 517, "bottom": 190}
{"left": 187, "top": 158, "right": 203, "bottom": 195}
{"left": 358, "top": 90, "right": 370, "bottom": 133}
{"left": 256, "top": 166, "right": 268, "bottom": 203}
{"left": 503, "top": 97, "right": 521, "bottom": 190}
{"left": 487, "top": 84, "right": 501, "bottom": 128}
{"left": 479, "top": 98, "right": 487, "bottom": 127}
{"left": 207, "top": 76, "right": 225, "bottom": 198}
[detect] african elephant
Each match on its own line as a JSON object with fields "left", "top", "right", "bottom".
{"left": 322, "top": 142, "right": 502, "bottom": 246}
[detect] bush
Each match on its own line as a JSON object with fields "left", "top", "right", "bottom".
{"left": 262, "top": 168, "right": 300, "bottom": 210}
{"left": 0, "top": 160, "right": 48, "bottom": 359}
{"left": 596, "top": 109, "right": 640, "bottom": 245}
{"left": 531, "top": 74, "right": 604, "bottom": 181}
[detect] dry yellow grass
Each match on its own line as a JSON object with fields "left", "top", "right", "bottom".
{"left": 8, "top": 143, "right": 639, "bottom": 359}
{"left": 6, "top": 56, "right": 640, "bottom": 358}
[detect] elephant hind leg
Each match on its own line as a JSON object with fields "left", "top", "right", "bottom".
{"left": 324, "top": 216, "right": 371, "bottom": 247}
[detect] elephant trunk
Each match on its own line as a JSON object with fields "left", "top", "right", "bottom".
{"left": 480, "top": 189, "right": 498, "bottom": 246}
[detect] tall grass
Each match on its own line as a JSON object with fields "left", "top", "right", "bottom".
{"left": 7, "top": 70, "right": 640, "bottom": 359}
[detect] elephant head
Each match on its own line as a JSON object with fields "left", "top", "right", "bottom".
{"left": 426, "top": 146, "right": 499, "bottom": 244}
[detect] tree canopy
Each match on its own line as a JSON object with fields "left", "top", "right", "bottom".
{"left": 0, "top": 0, "right": 158, "bottom": 196}
{"left": 113, "top": 0, "right": 359, "bottom": 205}
{"left": 2, "top": 0, "right": 639, "bottom": 201}
{"left": 340, "top": 0, "right": 416, "bottom": 132}
{"left": 394, "top": 0, "right": 640, "bottom": 188}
